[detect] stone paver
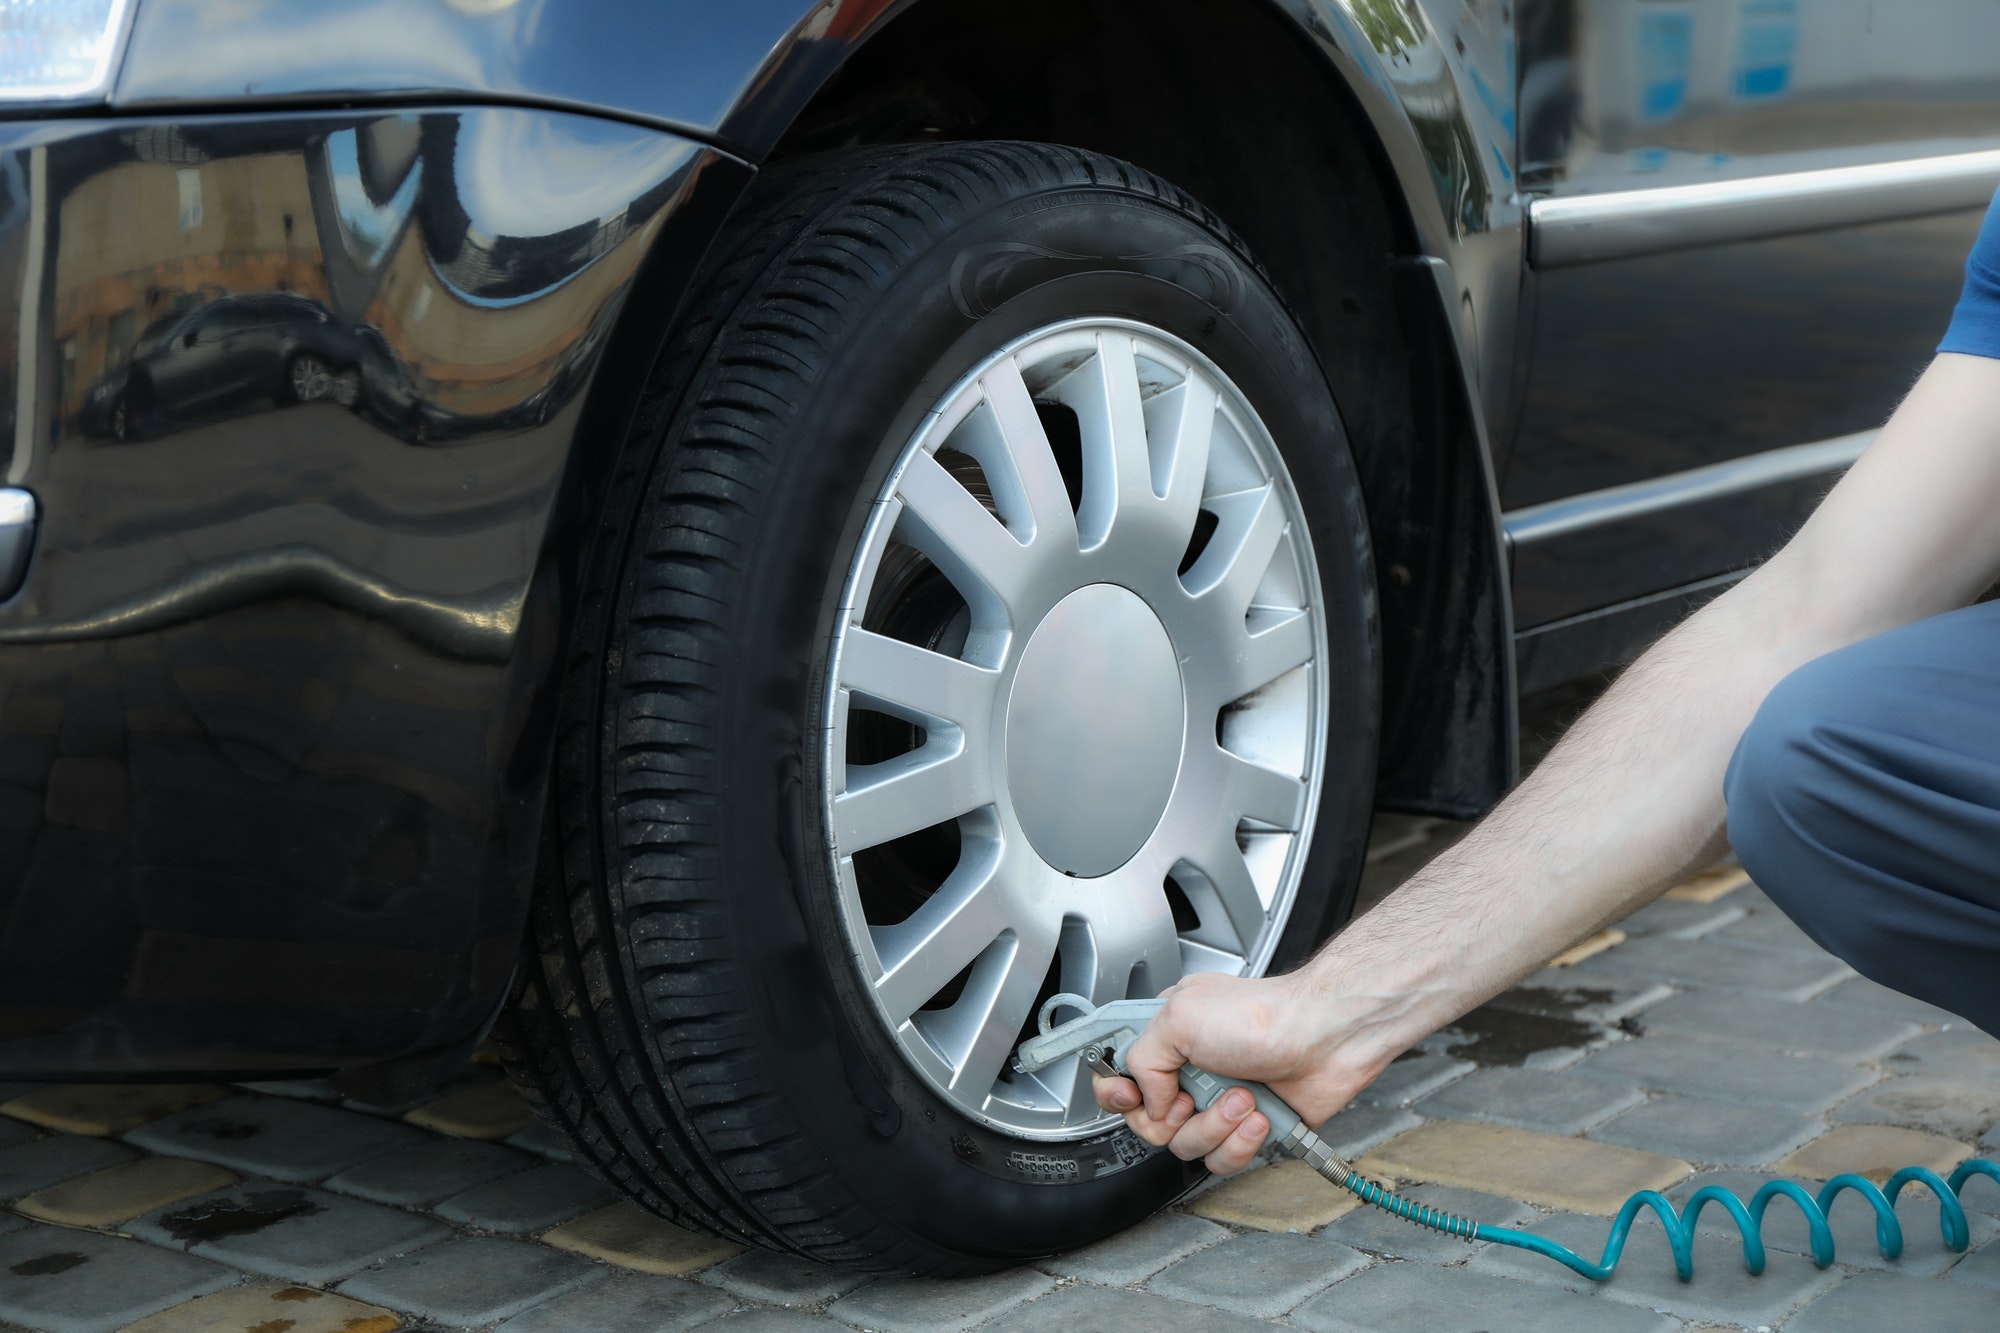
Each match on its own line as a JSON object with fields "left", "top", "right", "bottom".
{"left": 1466, "top": 1210, "right": 1844, "bottom": 1325}
{"left": 703, "top": 1247, "right": 871, "bottom": 1306}
{"left": 1351, "top": 1053, "right": 1473, "bottom": 1107}
{"left": 1816, "top": 976, "right": 1967, "bottom": 1028}
{"left": 542, "top": 1200, "right": 743, "bottom": 1274}
{"left": 1569, "top": 1034, "right": 1878, "bottom": 1111}
{"left": 0, "top": 1084, "right": 227, "bottom": 1137}
{"left": 1718, "top": 907, "right": 1831, "bottom": 954}
{"left": 118, "top": 1282, "right": 402, "bottom": 1333}
{"left": 1663, "top": 866, "right": 1750, "bottom": 902}
{"left": 980, "top": 1284, "right": 1275, "bottom": 1333}
{"left": 1589, "top": 1094, "right": 1823, "bottom": 1167}
{"left": 1797, "top": 1269, "right": 2000, "bottom": 1330}
{"left": 825, "top": 1268, "right": 1052, "bottom": 1333}
{"left": 336, "top": 1235, "right": 604, "bottom": 1326}
{"left": 1146, "top": 1232, "right": 1369, "bottom": 1318}
{"left": 434, "top": 1161, "right": 617, "bottom": 1232}
{"left": 1615, "top": 897, "right": 1746, "bottom": 939}
{"left": 1947, "top": 1235, "right": 2000, "bottom": 1289}
{"left": 1358, "top": 1120, "right": 1690, "bottom": 1215}
{"left": 1184, "top": 1159, "right": 1359, "bottom": 1231}
{"left": 128, "top": 1182, "right": 450, "bottom": 1284}
{"left": 1779, "top": 1124, "right": 1974, "bottom": 1184}
{"left": 1634, "top": 990, "right": 1919, "bottom": 1061}
{"left": 1037, "top": 1209, "right": 1228, "bottom": 1285}
{"left": 1881, "top": 1028, "right": 2000, "bottom": 1080}
{"left": 124, "top": 1095, "right": 424, "bottom": 1182}
{"left": 1311, "top": 1103, "right": 1420, "bottom": 1157}
{"left": 507, "top": 1123, "right": 577, "bottom": 1163}
{"left": 403, "top": 1078, "right": 538, "bottom": 1141}
{"left": 0, "top": 1134, "right": 135, "bottom": 1202}
{"left": 704, "top": 1311, "right": 848, "bottom": 1332}
{"left": 493, "top": 1272, "right": 735, "bottom": 1332}
{"left": 323, "top": 1136, "right": 533, "bottom": 1206}
{"left": 1413, "top": 1066, "right": 1644, "bottom": 1136}
{"left": 0, "top": 1224, "right": 234, "bottom": 1333}
{"left": 15, "top": 1156, "right": 236, "bottom": 1227}
{"left": 1291, "top": 1261, "right": 1678, "bottom": 1333}
{"left": 0, "top": 1120, "right": 34, "bottom": 1152}
{"left": 1832, "top": 1075, "right": 2000, "bottom": 1140}
{"left": 1320, "top": 1183, "right": 1532, "bottom": 1264}
{"left": 1555, "top": 933, "right": 1852, "bottom": 1001}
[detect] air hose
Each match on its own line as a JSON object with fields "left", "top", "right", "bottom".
{"left": 1013, "top": 994, "right": 2000, "bottom": 1282}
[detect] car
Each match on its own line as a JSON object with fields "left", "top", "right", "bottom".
{"left": 0, "top": 0, "right": 1994, "bottom": 1277}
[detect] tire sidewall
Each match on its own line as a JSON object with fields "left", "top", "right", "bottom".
{"left": 640, "top": 169, "right": 1378, "bottom": 1267}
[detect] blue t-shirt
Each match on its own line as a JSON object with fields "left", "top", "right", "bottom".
{"left": 1940, "top": 189, "right": 2000, "bottom": 359}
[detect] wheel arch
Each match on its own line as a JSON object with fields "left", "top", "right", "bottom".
{"left": 727, "top": 0, "right": 1519, "bottom": 815}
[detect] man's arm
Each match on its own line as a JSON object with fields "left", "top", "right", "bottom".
{"left": 1099, "top": 352, "right": 2000, "bottom": 1175}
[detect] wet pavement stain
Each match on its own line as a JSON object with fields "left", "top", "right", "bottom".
{"left": 157, "top": 1187, "right": 321, "bottom": 1244}
{"left": 8, "top": 1250, "right": 88, "bottom": 1276}
{"left": 1436, "top": 1005, "right": 1607, "bottom": 1065}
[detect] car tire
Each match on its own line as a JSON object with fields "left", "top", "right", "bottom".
{"left": 288, "top": 352, "right": 331, "bottom": 403}
{"left": 497, "top": 142, "right": 1380, "bottom": 1274}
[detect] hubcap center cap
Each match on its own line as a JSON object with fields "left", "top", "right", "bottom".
{"left": 1005, "top": 583, "right": 1185, "bottom": 877}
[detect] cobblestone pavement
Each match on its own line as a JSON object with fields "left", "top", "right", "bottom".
{"left": 2, "top": 817, "right": 1997, "bottom": 1332}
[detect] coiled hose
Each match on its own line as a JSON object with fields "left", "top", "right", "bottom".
{"left": 1326, "top": 1155, "right": 2000, "bottom": 1281}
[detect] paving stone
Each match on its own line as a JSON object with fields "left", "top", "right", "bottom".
{"left": 1490, "top": 975, "right": 1674, "bottom": 1025}
{"left": 1145, "top": 1231, "right": 1368, "bottom": 1317}
{"left": 0, "top": 1120, "right": 34, "bottom": 1151}
{"left": 1779, "top": 1124, "right": 1974, "bottom": 1184}
{"left": 0, "top": 1085, "right": 42, "bottom": 1103}
{"left": 0, "top": 1084, "right": 227, "bottom": 1137}
{"left": 124, "top": 1095, "right": 424, "bottom": 1182}
{"left": 1036, "top": 1209, "right": 1227, "bottom": 1285}
{"left": 1948, "top": 1235, "right": 2000, "bottom": 1289}
{"left": 1632, "top": 990, "right": 1919, "bottom": 1062}
{"left": 825, "top": 1267, "right": 1052, "bottom": 1333}
{"left": 0, "top": 1133, "right": 135, "bottom": 1201}
{"left": 15, "top": 1156, "right": 237, "bottom": 1227}
{"left": 1589, "top": 1094, "right": 1823, "bottom": 1167}
{"left": 1664, "top": 865, "right": 1751, "bottom": 903}
{"left": 1800, "top": 1270, "right": 1997, "bottom": 1329}
{"left": 1414, "top": 1065, "right": 1645, "bottom": 1135}
{"left": 1358, "top": 1120, "right": 1690, "bottom": 1215}
{"left": 1546, "top": 926, "right": 1626, "bottom": 968}
{"left": 324, "top": 1137, "right": 534, "bottom": 1206}
{"left": 1667, "top": 1169, "right": 1998, "bottom": 1275}
{"left": 233, "top": 1078, "right": 344, "bottom": 1103}
{"left": 1184, "top": 1158, "right": 1359, "bottom": 1231}
{"left": 1312, "top": 1102, "right": 1420, "bottom": 1158}
{"left": 1614, "top": 898, "right": 1745, "bottom": 939}
{"left": 1291, "top": 1261, "right": 1678, "bottom": 1333}
{"left": 493, "top": 1272, "right": 735, "bottom": 1332}
{"left": 703, "top": 1311, "right": 848, "bottom": 1332}
{"left": 403, "top": 1078, "right": 537, "bottom": 1141}
{"left": 434, "top": 1161, "right": 617, "bottom": 1232}
{"left": 1717, "top": 906, "right": 1834, "bottom": 955}
{"left": 1815, "top": 976, "right": 1967, "bottom": 1028}
{"left": 119, "top": 1281, "right": 402, "bottom": 1333}
{"left": 1352, "top": 1052, "right": 1473, "bottom": 1107}
{"left": 702, "top": 1246, "right": 869, "bottom": 1306}
{"left": 979, "top": 1283, "right": 1274, "bottom": 1333}
{"left": 542, "top": 1200, "right": 743, "bottom": 1274}
{"left": 1319, "top": 1182, "right": 1533, "bottom": 1264}
{"left": 1568, "top": 1034, "right": 1878, "bottom": 1111}
{"left": 1833, "top": 1075, "right": 2000, "bottom": 1141}
{"left": 0, "top": 1224, "right": 234, "bottom": 1333}
{"left": 1465, "top": 1210, "right": 1842, "bottom": 1325}
{"left": 506, "top": 1122, "right": 576, "bottom": 1163}
{"left": 1554, "top": 933, "right": 1852, "bottom": 1001}
{"left": 336, "top": 1235, "right": 605, "bottom": 1326}
{"left": 129, "top": 1182, "right": 450, "bottom": 1284}
{"left": 1879, "top": 1028, "right": 2000, "bottom": 1081}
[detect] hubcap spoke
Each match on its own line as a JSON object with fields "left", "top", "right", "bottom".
{"left": 839, "top": 626, "right": 998, "bottom": 731}
{"left": 1229, "top": 609, "right": 1315, "bottom": 700}
{"left": 978, "top": 358, "right": 1080, "bottom": 556}
{"left": 1185, "top": 482, "right": 1285, "bottom": 614}
{"left": 1157, "top": 375, "right": 1218, "bottom": 548}
{"left": 834, "top": 746, "right": 988, "bottom": 853}
{"left": 896, "top": 450, "right": 1033, "bottom": 624}
{"left": 1068, "top": 332, "right": 1155, "bottom": 550}
{"left": 871, "top": 842, "right": 1014, "bottom": 1025}
{"left": 1217, "top": 750, "right": 1306, "bottom": 830}
{"left": 931, "top": 922, "right": 1060, "bottom": 1100}
{"left": 1179, "top": 832, "right": 1269, "bottom": 952}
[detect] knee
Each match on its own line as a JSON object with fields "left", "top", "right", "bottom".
{"left": 1724, "top": 655, "right": 1866, "bottom": 913}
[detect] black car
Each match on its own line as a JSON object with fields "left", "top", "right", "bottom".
{"left": 0, "top": 0, "right": 1994, "bottom": 1275}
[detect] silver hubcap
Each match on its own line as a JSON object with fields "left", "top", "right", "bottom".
{"left": 824, "top": 318, "right": 1329, "bottom": 1139}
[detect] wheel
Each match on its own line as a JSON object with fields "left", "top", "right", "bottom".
{"left": 498, "top": 142, "right": 1380, "bottom": 1274}
{"left": 288, "top": 353, "right": 332, "bottom": 402}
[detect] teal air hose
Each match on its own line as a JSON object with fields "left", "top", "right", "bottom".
{"left": 1011, "top": 996, "right": 2000, "bottom": 1284}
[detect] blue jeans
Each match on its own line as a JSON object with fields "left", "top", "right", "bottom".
{"left": 1725, "top": 601, "right": 2000, "bottom": 1037}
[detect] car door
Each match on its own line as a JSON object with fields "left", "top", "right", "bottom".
{"left": 1505, "top": 0, "right": 2000, "bottom": 684}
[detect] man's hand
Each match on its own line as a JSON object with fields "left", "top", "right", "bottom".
{"left": 1089, "top": 971, "right": 1384, "bottom": 1176}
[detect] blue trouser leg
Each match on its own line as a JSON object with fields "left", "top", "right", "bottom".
{"left": 1725, "top": 601, "right": 2000, "bottom": 1037}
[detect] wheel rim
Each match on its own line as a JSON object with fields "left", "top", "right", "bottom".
{"left": 292, "top": 356, "right": 329, "bottom": 401}
{"left": 824, "top": 318, "right": 1330, "bottom": 1140}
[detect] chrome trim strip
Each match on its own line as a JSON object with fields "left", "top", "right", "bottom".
{"left": 1530, "top": 150, "right": 2000, "bottom": 268}
{"left": 1504, "top": 431, "right": 1873, "bottom": 547}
